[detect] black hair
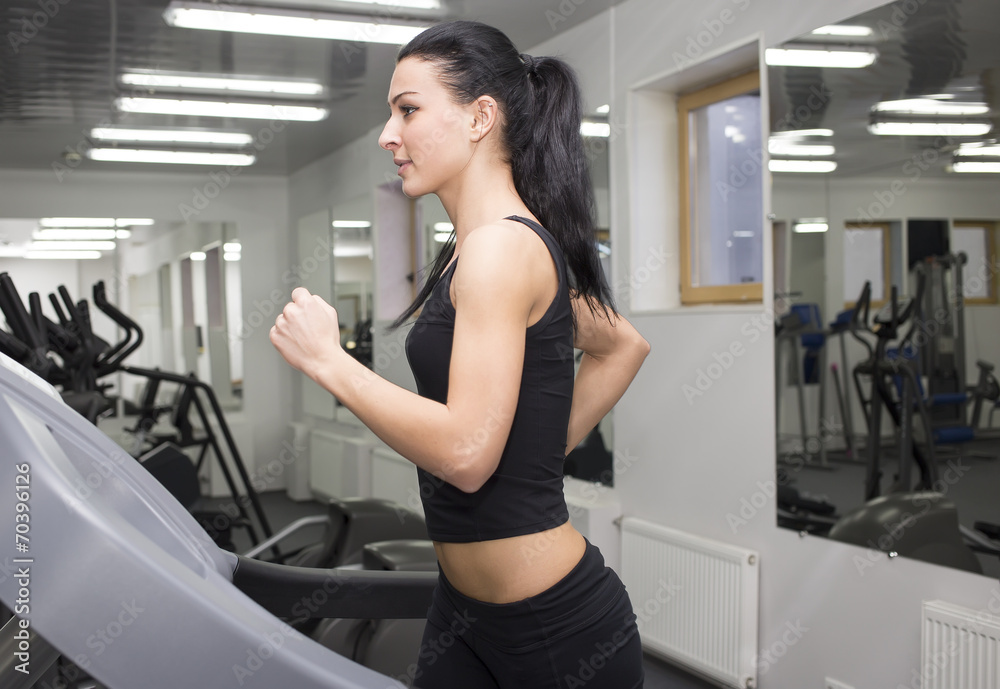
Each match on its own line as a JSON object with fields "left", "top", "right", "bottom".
{"left": 389, "top": 20, "right": 616, "bottom": 330}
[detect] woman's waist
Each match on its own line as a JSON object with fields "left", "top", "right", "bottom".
{"left": 432, "top": 521, "right": 588, "bottom": 604}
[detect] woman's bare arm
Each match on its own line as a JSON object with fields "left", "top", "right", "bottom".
{"left": 565, "top": 297, "right": 650, "bottom": 453}
{"left": 270, "top": 223, "right": 542, "bottom": 493}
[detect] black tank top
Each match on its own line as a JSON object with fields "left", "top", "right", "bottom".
{"left": 404, "top": 216, "right": 573, "bottom": 542}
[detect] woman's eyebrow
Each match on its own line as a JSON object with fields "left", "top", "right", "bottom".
{"left": 390, "top": 90, "right": 420, "bottom": 106}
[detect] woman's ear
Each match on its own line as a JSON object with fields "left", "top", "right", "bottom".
{"left": 469, "top": 96, "right": 499, "bottom": 142}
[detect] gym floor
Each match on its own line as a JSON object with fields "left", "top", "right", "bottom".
{"left": 781, "top": 435, "right": 1000, "bottom": 578}
{"left": 215, "top": 491, "right": 717, "bottom": 689}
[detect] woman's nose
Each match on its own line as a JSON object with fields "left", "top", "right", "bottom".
{"left": 378, "top": 120, "right": 398, "bottom": 150}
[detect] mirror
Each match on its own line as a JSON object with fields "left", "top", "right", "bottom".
{"left": 332, "top": 194, "right": 375, "bottom": 371}
{"left": 770, "top": 0, "right": 1000, "bottom": 576}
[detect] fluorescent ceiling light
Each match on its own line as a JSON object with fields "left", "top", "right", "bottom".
{"left": 116, "top": 218, "right": 154, "bottom": 226}
{"left": 581, "top": 122, "right": 611, "bottom": 137}
{"left": 868, "top": 121, "right": 992, "bottom": 137}
{"left": 117, "top": 97, "right": 327, "bottom": 122}
{"left": 120, "top": 71, "right": 324, "bottom": 97}
{"left": 31, "top": 241, "right": 116, "bottom": 251}
{"left": 765, "top": 47, "right": 877, "bottom": 68}
{"left": 190, "top": 252, "right": 207, "bottom": 261}
{"left": 955, "top": 143, "right": 1000, "bottom": 156}
{"left": 332, "top": 220, "right": 372, "bottom": 228}
{"left": 116, "top": 230, "right": 132, "bottom": 239}
{"left": 794, "top": 221, "right": 829, "bottom": 233}
{"left": 315, "top": 0, "right": 439, "bottom": 8}
{"left": 87, "top": 148, "right": 257, "bottom": 166}
{"left": 40, "top": 217, "right": 115, "bottom": 227}
{"left": 873, "top": 99, "right": 988, "bottom": 116}
{"left": 0, "top": 247, "right": 26, "bottom": 258}
{"left": 770, "top": 129, "right": 833, "bottom": 138}
{"left": 811, "top": 25, "right": 873, "bottom": 37}
{"left": 163, "top": 2, "right": 429, "bottom": 44}
{"left": 768, "top": 141, "right": 835, "bottom": 156}
{"left": 223, "top": 242, "right": 242, "bottom": 252}
{"left": 35, "top": 229, "right": 117, "bottom": 240}
{"left": 433, "top": 222, "right": 454, "bottom": 233}
{"left": 769, "top": 160, "right": 838, "bottom": 173}
{"left": 25, "top": 251, "right": 101, "bottom": 260}
{"left": 224, "top": 252, "right": 242, "bottom": 261}
{"left": 433, "top": 232, "right": 452, "bottom": 243}
{"left": 951, "top": 161, "right": 1000, "bottom": 174}
{"left": 91, "top": 127, "right": 254, "bottom": 146}
{"left": 333, "top": 243, "right": 373, "bottom": 257}
{"left": 595, "top": 104, "right": 610, "bottom": 114}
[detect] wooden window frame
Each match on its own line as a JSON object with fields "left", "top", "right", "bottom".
{"left": 843, "top": 222, "right": 891, "bottom": 309}
{"left": 953, "top": 220, "right": 998, "bottom": 305}
{"left": 678, "top": 70, "right": 762, "bottom": 305}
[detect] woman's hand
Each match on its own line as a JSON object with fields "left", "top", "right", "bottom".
{"left": 270, "top": 287, "right": 345, "bottom": 382}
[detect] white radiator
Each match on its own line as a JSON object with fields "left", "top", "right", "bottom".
{"left": 922, "top": 599, "right": 1000, "bottom": 689}
{"left": 308, "top": 429, "right": 374, "bottom": 499}
{"left": 620, "top": 518, "right": 759, "bottom": 689}
{"left": 371, "top": 446, "right": 423, "bottom": 515}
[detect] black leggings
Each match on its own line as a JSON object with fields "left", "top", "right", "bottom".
{"left": 409, "top": 539, "right": 644, "bottom": 689}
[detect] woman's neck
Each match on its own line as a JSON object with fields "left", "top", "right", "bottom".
{"left": 436, "top": 157, "right": 533, "bottom": 255}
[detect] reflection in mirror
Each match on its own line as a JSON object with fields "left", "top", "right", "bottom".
{"left": 332, "top": 195, "right": 374, "bottom": 371}
{"left": 770, "top": 0, "right": 1000, "bottom": 577}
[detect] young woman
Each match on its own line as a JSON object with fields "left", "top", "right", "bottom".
{"left": 271, "top": 20, "right": 649, "bottom": 689}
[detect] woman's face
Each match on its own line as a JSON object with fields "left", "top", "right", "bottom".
{"left": 378, "top": 57, "right": 478, "bottom": 198}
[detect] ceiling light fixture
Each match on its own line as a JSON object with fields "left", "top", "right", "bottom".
{"left": 163, "top": 1, "right": 430, "bottom": 44}
{"left": 793, "top": 218, "right": 829, "bottom": 233}
{"left": 873, "top": 98, "right": 988, "bottom": 116}
{"left": 768, "top": 141, "right": 835, "bottom": 156}
{"left": 34, "top": 229, "right": 118, "bottom": 240}
{"left": 91, "top": 127, "right": 254, "bottom": 146}
{"left": 868, "top": 121, "right": 993, "bottom": 137}
{"left": 770, "top": 129, "right": 834, "bottom": 139}
{"left": 765, "top": 47, "right": 878, "bottom": 69}
{"left": 40, "top": 218, "right": 115, "bottom": 227}
{"left": 190, "top": 252, "right": 207, "bottom": 261}
{"left": 951, "top": 161, "right": 1000, "bottom": 174}
{"left": 87, "top": 148, "right": 257, "bottom": 166}
{"left": 955, "top": 142, "right": 1000, "bottom": 156}
{"left": 25, "top": 251, "right": 102, "bottom": 260}
{"left": 116, "top": 97, "right": 328, "bottom": 121}
{"left": 768, "top": 160, "right": 838, "bottom": 173}
{"left": 810, "top": 25, "right": 873, "bottom": 37}
{"left": 120, "top": 71, "right": 324, "bottom": 97}
{"left": 30, "top": 241, "right": 116, "bottom": 251}
{"left": 332, "top": 220, "right": 372, "bottom": 228}
{"left": 581, "top": 121, "right": 611, "bottom": 138}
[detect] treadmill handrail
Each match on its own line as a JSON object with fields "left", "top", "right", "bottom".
{"left": 232, "top": 556, "right": 437, "bottom": 621}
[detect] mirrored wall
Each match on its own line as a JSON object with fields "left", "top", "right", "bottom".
{"left": 770, "top": 0, "right": 1000, "bottom": 576}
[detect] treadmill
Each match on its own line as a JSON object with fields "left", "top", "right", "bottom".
{"left": 0, "top": 352, "right": 436, "bottom": 689}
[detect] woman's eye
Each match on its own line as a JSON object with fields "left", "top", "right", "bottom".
{"left": 401, "top": 106, "right": 417, "bottom": 117}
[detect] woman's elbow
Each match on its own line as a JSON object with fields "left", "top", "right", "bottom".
{"left": 443, "top": 452, "right": 496, "bottom": 494}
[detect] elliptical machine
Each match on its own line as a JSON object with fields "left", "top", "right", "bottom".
{"left": 829, "top": 276, "right": 982, "bottom": 573}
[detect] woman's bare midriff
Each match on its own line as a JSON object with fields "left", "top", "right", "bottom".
{"left": 432, "top": 521, "right": 587, "bottom": 604}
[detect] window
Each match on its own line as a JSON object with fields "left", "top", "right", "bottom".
{"left": 843, "top": 222, "right": 890, "bottom": 307}
{"left": 953, "top": 221, "right": 998, "bottom": 304}
{"left": 678, "top": 71, "right": 763, "bottom": 304}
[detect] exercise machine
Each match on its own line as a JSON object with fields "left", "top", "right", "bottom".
{"left": 0, "top": 351, "right": 437, "bottom": 689}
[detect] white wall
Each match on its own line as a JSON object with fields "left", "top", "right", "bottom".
{"left": 609, "top": 1, "right": 1000, "bottom": 688}
{"left": 0, "top": 168, "right": 291, "bottom": 475}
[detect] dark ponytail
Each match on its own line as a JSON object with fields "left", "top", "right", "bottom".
{"left": 390, "top": 20, "right": 616, "bottom": 330}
